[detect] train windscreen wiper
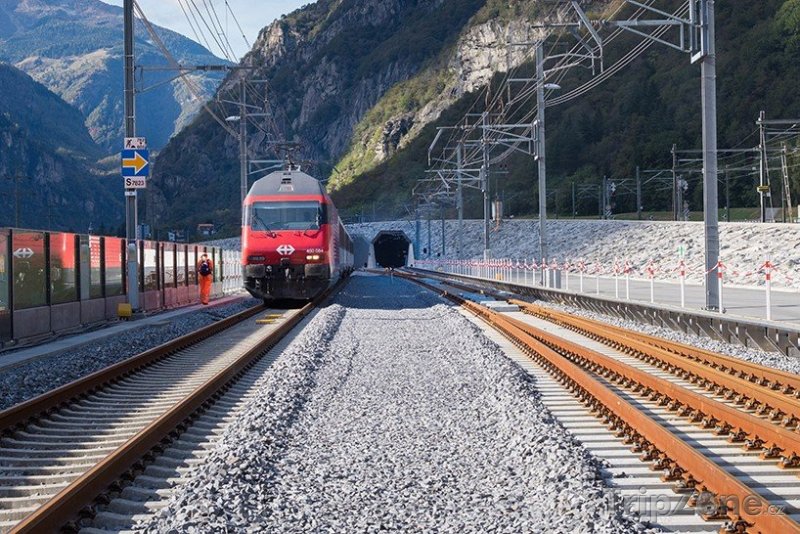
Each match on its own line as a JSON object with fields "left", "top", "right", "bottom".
{"left": 252, "top": 211, "right": 277, "bottom": 237}
{"left": 302, "top": 212, "right": 322, "bottom": 235}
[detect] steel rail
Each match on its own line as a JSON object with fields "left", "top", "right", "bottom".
{"left": 511, "top": 302, "right": 800, "bottom": 435}
{"left": 462, "top": 299, "right": 800, "bottom": 534}
{"left": 0, "top": 304, "right": 265, "bottom": 434}
{"left": 409, "top": 267, "right": 800, "bottom": 398}
{"left": 513, "top": 301, "right": 800, "bottom": 399}
{"left": 404, "top": 270, "right": 800, "bottom": 435}
{"left": 7, "top": 281, "right": 343, "bottom": 533}
{"left": 399, "top": 273, "right": 800, "bottom": 533}
{"left": 501, "top": 311, "right": 800, "bottom": 464}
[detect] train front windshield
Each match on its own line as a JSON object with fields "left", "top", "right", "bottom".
{"left": 249, "top": 201, "right": 327, "bottom": 231}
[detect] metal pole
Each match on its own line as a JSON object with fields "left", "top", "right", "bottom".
{"left": 239, "top": 79, "right": 248, "bottom": 226}
{"left": 782, "top": 143, "right": 793, "bottom": 223}
{"left": 123, "top": 0, "right": 139, "bottom": 311}
{"left": 571, "top": 181, "right": 576, "bottom": 218}
{"left": 14, "top": 175, "right": 19, "bottom": 227}
{"left": 602, "top": 175, "right": 608, "bottom": 219}
{"left": 415, "top": 206, "right": 420, "bottom": 260}
{"left": 536, "top": 43, "right": 548, "bottom": 278}
{"left": 701, "top": 0, "right": 720, "bottom": 310}
{"left": 759, "top": 110, "right": 766, "bottom": 223}
{"left": 481, "top": 112, "right": 491, "bottom": 260}
{"left": 672, "top": 143, "right": 678, "bottom": 221}
{"left": 427, "top": 210, "right": 432, "bottom": 258}
{"left": 725, "top": 166, "right": 730, "bottom": 222}
{"left": 636, "top": 165, "right": 642, "bottom": 220}
{"left": 781, "top": 165, "right": 786, "bottom": 224}
{"left": 441, "top": 204, "right": 445, "bottom": 256}
{"left": 598, "top": 183, "right": 603, "bottom": 218}
{"left": 456, "top": 141, "right": 464, "bottom": 257}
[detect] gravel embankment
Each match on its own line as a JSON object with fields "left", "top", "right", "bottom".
{"left": 538, "top": 300, "right": 800, "bottom": 375}
{"left": 142, "top": 274, "right": 643, "bottom": 533}
{"left": 0, "top": 298, "right": 259, "bottom": 411}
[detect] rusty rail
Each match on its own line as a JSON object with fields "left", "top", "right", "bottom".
{"left": 510, "top": 303, "right": 800, "bottom": 441}
{"left": 502, "top": 311, "right": 800, "bottom": 463}
{"left": 404, "top": 270, "right": 800, "bottom": 439}
{"left": 400, "top": 272, "right": 800, "bottom": 533}
{"left": 8, "top": 281, "right": 343, "bottom": 533}
{"left": 513, "top": 301, "right": 800, "bottom": 398}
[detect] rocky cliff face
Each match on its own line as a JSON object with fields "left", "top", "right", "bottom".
{"left": 148, "top": 0, "right": 488, "bottom": 233}
{"left": 0, "top": 0, "right": 228, "bottom": 151}
{"left": 332, "top": 16, "right": 546, "bottom": 188}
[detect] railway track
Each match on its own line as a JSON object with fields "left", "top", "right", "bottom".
{"left": 402, "top": 271, "right": 800, "bottom": 533}
{"left": 0, "top": 284, "right": 340, "bottom": 533}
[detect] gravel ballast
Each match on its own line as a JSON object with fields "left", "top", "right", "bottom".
{"left": 0, "top": 298, "right": 259, "bottom": 411}
{"left": 142, "top": 274, "right": 642, "bottom": 533}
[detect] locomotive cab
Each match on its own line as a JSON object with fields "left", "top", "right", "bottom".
{"left": 242, "top": 170, "right": 353, "bottom": 301}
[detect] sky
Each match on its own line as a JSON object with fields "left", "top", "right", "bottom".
{"left": 102, "top": 0, "right": 309, "bottom": 59}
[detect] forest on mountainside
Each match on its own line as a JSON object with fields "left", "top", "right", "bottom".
{"left": 332, "top": 0, "right": 800, "bottom": 222}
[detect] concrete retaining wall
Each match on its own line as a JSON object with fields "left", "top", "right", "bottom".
{"left": 51, "top": 302, "right": 81, "bottom": 332}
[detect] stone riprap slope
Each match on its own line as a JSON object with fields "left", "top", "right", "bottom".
{"left": 349, "top": 220, "right": 800, "bottom": 289}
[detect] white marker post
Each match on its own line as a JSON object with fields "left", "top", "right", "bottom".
{"left": 624, "top": 260, "right": 631, "bottom": 300}
{"left": 543, "top": 258, "right": 548, "bottom": 288}
{"left": 717, "top": 259, "right": 725, "bottom": 313}
{"left": 679, "top": 260, "right": 686, "bottom": 308}
{"left": 579, "top": 260, "right": 585, "bottom": 293}
{"left": 647, "top": 262, "right": 655, "bottom": 304}
{"left": 564, "top": 260, "right": 570, "bottom": 292}
{"left": 595, "top": 264, "right": 601, "bottom": 296}
{"left": 614, "top": 259, "right": 620, "bottom": 299}
{"left": 765, "top": 255, "right": 773, "bottom": 321}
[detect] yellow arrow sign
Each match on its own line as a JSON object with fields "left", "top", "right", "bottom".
{"left": 122, "top": 151, "right": 148, "bottom": 174}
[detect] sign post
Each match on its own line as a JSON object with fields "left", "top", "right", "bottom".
{"left": 123, "top": 0, "right": 139, "bottom": 311}
{"left": 678, "top": 243, "right": 686, "bottom": 308}
{"left": 764, "top": 255, "right": 773, "bottom": 321}
{"left": 121, "top": 141, "right": 149, "bottom": 310}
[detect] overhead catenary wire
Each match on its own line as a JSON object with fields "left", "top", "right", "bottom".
{"left": 133, "top": 0, "right": 238, "bottom": 137}
{"left": 175, "top": 0, "right": 207, "bottom": 49}
{"left": 432, "top": 0, "right": 572, "bottom": 169}
{"left": 186, "top": 0, "right": 233, "bottom": 61}
{"left": 202, "top": 0, "right": 239, "bottom": 61}
{"left": 548, "top": 3, "right": 689, "bottom": 107}
{"left": 436, "top": 0, "right": 662, "bottom": 172}
{"left": 225, "top": 0, "right": 251, "bottom": 49}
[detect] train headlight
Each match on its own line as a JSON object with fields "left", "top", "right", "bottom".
{"left": 306, "top": 254, "right": 321, "bottom": 261}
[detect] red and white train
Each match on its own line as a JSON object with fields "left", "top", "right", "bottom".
{"left": 241, "top": 169, "right": 354, "bottom": 301}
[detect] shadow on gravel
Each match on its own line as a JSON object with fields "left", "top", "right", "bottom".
{"left": 334, "top": 273, "right": 454, "bottom": 311}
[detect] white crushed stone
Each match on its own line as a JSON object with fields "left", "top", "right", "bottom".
{"left": 0, "top": 299, "right": 259, "bottom": 411}
{"left": 537, "top": 300, "right": 800, "bottom": 375}
{"left": 141, "top": 275, "right": 644, "bottom": 533}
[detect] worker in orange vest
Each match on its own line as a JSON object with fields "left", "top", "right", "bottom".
{"left": 198, "top": 253, "right": 214, "bottom": 305}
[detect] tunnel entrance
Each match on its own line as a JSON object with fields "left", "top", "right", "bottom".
{"left": 373, "top": 231, "right": 410, "bottom": 268}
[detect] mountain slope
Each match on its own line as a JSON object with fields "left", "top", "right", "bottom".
{"left": 148, "top": 0, "right": 499, "bottom": 233}
{"left": 0, "top": 63, "right": 122, "bottom": 231}
{"left": 150, "top": 0, "right": 800, "bottom": 236}
{"left": 0, "top": 0, "right": 230, "bottom": 151}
